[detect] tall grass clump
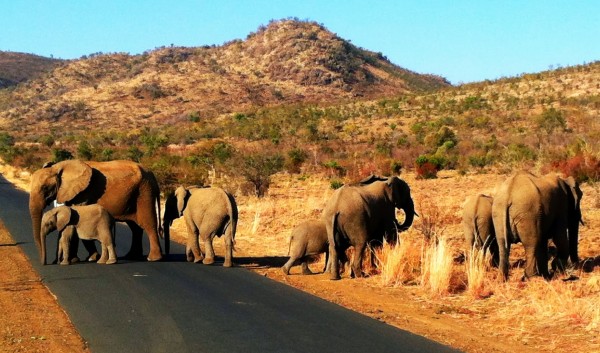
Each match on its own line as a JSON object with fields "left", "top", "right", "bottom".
{"left": 465, "top": 247, "right": 490, "bottom": 298}
{"left": 421, "top": 236, "right": 453, "bottom": 296}
{"left": 375, "top": 231, "right": 423, "bottom": 287}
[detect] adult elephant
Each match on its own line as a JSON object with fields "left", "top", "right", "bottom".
{"left": 491, "top": 171, "right": 583, "bottom": 280}
{"left": 322, "top": 175, "right": 415, "bottom": 280}
{"left": 29, "top": 160, "right": 165, "bottom": 264}
{"left": 163, "top": 186, "right": 237, "bottom": 267}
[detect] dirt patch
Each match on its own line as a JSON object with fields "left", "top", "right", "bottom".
{"left": 0, "top": 221, "right": 90, "bottom": 353}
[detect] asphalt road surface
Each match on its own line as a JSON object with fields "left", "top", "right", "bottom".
{"left": 0, "top": 173, "right": 459, "bottom": 353}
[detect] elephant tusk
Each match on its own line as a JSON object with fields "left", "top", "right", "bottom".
{"left": 414, "top": 211, "right": 420, "bottom": 218}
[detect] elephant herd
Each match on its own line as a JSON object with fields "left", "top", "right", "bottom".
{"left": 29, "top": 160, "right": 584, "bottom": 282}
{"left": 30, "top": 159, "right": 237, "bottom": 267}
{"left": 462, "top": 171, "right": 583, "bottom": 280}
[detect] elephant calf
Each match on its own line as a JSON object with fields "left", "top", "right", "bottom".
{"left": 41, "top": 205, "right": 117, "bottom": 265}
{"left": 282, "top": 219, "right": 330, "bottom": 275}
{"left": 462, "top": 194, "right": 498, "bottom": 266}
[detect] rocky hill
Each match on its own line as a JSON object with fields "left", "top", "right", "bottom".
{"left": 0, "top": 19, "right": 449, "bottom": 138}
{"left": 0, "top": 51, "right": 63, "bottom": 89}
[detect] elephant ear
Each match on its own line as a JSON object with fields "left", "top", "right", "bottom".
{"left": 56, "top": 160, "right": 93, "bottom": 204}
{"left": 563, "top": 176, "right": 582, "bottom": 209}
{"left": 55, "top": 207, "right": 72, "bottom": 232}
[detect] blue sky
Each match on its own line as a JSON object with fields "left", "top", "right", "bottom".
{"left": 2, "top": 1, "right": 599, "bottom": 84}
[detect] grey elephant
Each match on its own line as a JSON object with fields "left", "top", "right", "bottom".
{"left": 282, "top": 219, "right": 329, "bottom": 275}
{"left": 492, "top": 171, "right": 583, "bottom": 280}
{"left": 29, "top": 160, "right": 165, "bottom": 264}
{"left": 163, "top": 186, "right": 238, "bottom": 267}
{"left": 322, "top": 175, "right": 416, "bottom": 280}
{"left": 41, "top": 204, "right": 117, "bottom": 265}
{"left": 462, "top": 194, "right": 498, "bottom": 267}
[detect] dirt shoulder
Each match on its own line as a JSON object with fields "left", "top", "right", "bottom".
{"left": 0, "top": 221, "right": 90, "bottom": 353}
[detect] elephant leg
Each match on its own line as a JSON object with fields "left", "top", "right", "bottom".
{"left": 301, "top": 259, "right": 314, "bottom": 275}
{"left": 281, "top": 257, "right": 297, "bottom": 275}
{"left": 323, "top": 250, "right": 329, "bottom": 273}
{"left": 551, "top": 230, "right": 570, "bottom": 274}
{"left": 82, "top": 239, "right": 99, "bottom": 262}
{"left": 98, "top": 242, "right": 108, "bottom": 264}
{"left": 125, "top": 221, "right": 145, "bottom": 261}
{"left": 487, "top": 237, "right": 500, "bottom": 268}
{"left": 59, "top": 230, "right": 72, "bottom": 265}
{"left": 496, "top": 236, "right": 511, "bottom": 281}
{"left": 105, "top": 243, "right": 118, "bottom": 265}
{"left": 136, "top": 194, "right": 163, "bottom": 262}
{"left": 328, "top": 242, "right": 341, "bottom": 280}
{"left": 185, "top": 221, "right": 203, "bottom": 263}
{"left": 351, "top": 243, "right": 367, "bottom": 278}
{"left": 223, "top": 233, "right": 234, "bottom": 268}
{"left": 202, "top": 234, "right": 216, "bottom": 265}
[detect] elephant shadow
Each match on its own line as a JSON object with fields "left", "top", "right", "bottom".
{"left": 235, "top": 256, "right": 288, "bottom": 269}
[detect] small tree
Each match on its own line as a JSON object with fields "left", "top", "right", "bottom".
{"left": 52, "top": 149, "right": 73, "bottom": 163}
{"left": 236, "top": 151, "right": 284, "bottom": 197}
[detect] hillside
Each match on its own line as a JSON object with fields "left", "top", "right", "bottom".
{"left": 0, "top": 19, "right": 448, "bottom": 139}
{"left": 0, "top": 51, "right": 63, "bottom": 88}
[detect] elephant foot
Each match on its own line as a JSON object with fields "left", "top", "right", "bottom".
{"left": 97, "top": 259, "right": 107, "bottom": 264}
{"left": 70, "top": 257, "right": 80, "bottom": 264}
{"left": 59, "top": 260, "right": 70, "bottom": 266}
{"left": 329, "top": 273, "right": 341, "bottom": 281}
{"left": 147, "top": 250, "right": 163, "bottom": 262}
{"left": 281, "top": 267, "right": 290, "bottom": 275}
{"left": 87, "top": 252, "right": 100, "bottom": 262}
{"left": 202, "top": 257, "right": 215, "bottom": 265}
{"left": 223, "top": 259, "right": 233, "bottom": 268}
{"left": 193, "top": 258, "right": 203, "bottom": 263}
{"left": 105, "top": 259, "right": 117, "bottom": 265}
{"left": 301, "top": 268, "right": 314, "bottom": 275}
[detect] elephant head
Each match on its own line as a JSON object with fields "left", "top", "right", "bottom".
{"left": 560, "top": 176, "right": 584, "bottom": 264}
{"left": 386, "top": 176, "right": 415, "bottom": 232}
{"left": 174, "top": 186, "right": 191, "bottom": 217}
{"left": 40, "top": 206, "right": 73, "bottom": 265}
{"left": 29, "top": 160, "right": 92, "bottom": 263}
{"left": 359, "top": 175, "right": 416, "bottom": 232}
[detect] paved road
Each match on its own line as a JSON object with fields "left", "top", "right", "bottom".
{"left": 0, "top": 173, "right": 459, "bottom": 353}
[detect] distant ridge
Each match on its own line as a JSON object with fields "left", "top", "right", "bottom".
{"left": 0, "top": 19, "right": 450, "bottom": 137}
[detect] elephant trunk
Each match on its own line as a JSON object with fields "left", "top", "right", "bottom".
{"left": 162, "top": 194, "right": 180, "bottom": 255}
{"left": 29, "top": 196, "right": 46, "bottom": 264}
{"left": 398, "top": 198, "right": 415, "bottom": 232}
{"left": 568, "top": 211, "right": 581, "bottom": 264}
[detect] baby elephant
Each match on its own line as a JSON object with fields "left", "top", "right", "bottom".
{"left": 462, "top": 194, "right": 498, "bottom": 266}
{"left": 40, "top": 204, "right": 117, "bottom": 265}
{"left": 282, "top": 219, "right": 329, "bottom": 275}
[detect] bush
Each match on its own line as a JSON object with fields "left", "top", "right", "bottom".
{"left": 551, "top": 153, "right": 600, "bottom": 183}
{"left": 233, "top": 151, "right": 285, "bottom": 197}
{"left": 415, "top": 155, "right": 445, "bottom": 179}
{"left": 52, "top": 149, "right": 73, "bottom": 162}
{"left": 330, "top": 179, "right": 344, "bottom": 190}
{"left": 286, "top": 148, "right": 309, "bottom": 173}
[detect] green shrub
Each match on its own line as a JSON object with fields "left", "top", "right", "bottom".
{"left": 415, "top": 154, "right": 445, "bottom": 179}
{"left": 52, "top": 149, "right": 73, "bottom": 162}
{"left": 330, "top": 179, "right": 344, "bottom": 190}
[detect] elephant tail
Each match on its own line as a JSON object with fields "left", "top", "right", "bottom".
{"left": 332, "top": 211, "right": 341, "bottom": 247}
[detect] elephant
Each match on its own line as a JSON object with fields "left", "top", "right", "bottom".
{"left": 29, "top": 160, "right": 165, "bottom": 264}
{"left": 41, "top": 204, "right": 117, "bottom": 265}
{"left": 322, "top": 175, "right": 416, "bottom": 280}
{"left": 282, "top": 219, "right": 329, "bottom": 275}
{"left": 491, "top": 171, "right": 583, "bottom": 280}
{"left": 462, "top": 194, "right": 498, "bottom": 266}
{"left": 163, "top": 185, "right": 238, "bottom": 267}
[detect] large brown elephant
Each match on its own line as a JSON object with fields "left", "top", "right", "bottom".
{"left": 29, "top": 160, "right": 165, "bottom": 264}
{"left": 491, "top": 171, "right": 583, "bottom": 280}
{"left": 322, "top": 175, "right": 415, "bottom": 280}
